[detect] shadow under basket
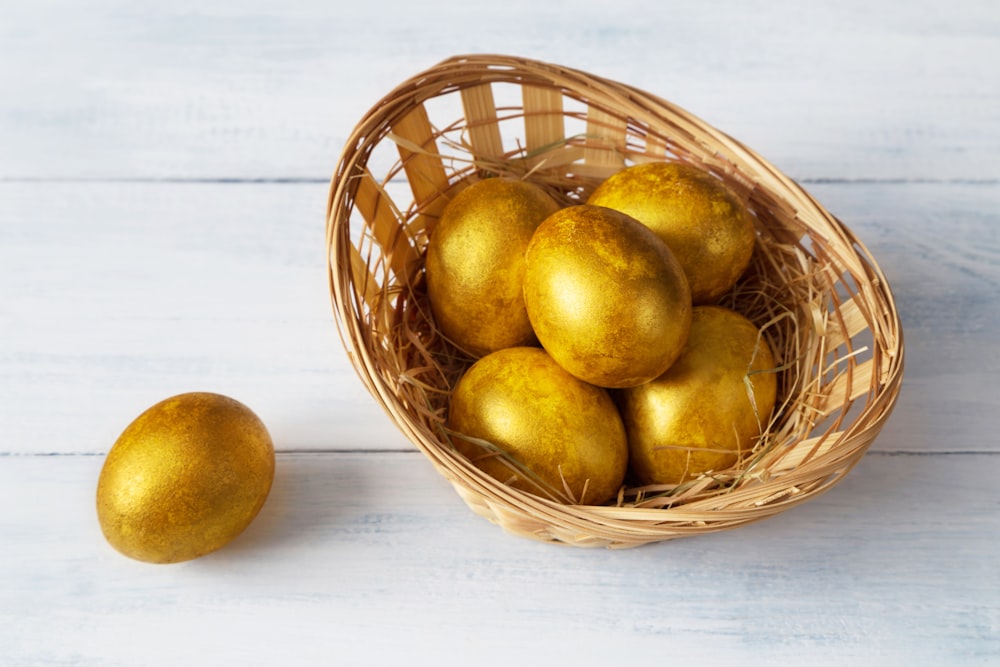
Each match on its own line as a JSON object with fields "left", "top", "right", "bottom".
{"left": 325, "top": 54, "right": 905, "bottom": 548}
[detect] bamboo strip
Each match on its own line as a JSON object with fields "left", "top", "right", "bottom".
{"left": 522, "top": 85, "right": 565, "bottom": 153}
{"left": 392, "top": 105, "right": 450, "bottom": 211}
{"left": 353, "top": 170, "right": 419, "bottom": 282}
{"left": 584, "top": 106, "right": 628, "bottom": 168}
{"left": 460, "top": 84, "right": 504, "bottom": 161}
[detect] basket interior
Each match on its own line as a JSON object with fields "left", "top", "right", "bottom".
{"left": 326, "top": 55, "right": 903, "bottom": 543}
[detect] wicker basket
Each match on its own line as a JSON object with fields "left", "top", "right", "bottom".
{"left": 325, "top": 54, "right": 904, "bottom": 548}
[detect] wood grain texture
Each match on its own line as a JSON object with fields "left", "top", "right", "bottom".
{"left": 3, "top": 181, "right": 996, "bottom": 455}
{"left": 806, "top": 182, "right": 1000, "bottom": 454}
{"left": 0, "top": 181, "right": 404, "bottom": 454}
{"left": 1, "top": 0, "right": 998, "bottom": 663}
{"left": 1, "top": 453, "right": 997, "bottom": 666}
{"left": 1, "top": 0, "right": 998, "bottom": 181}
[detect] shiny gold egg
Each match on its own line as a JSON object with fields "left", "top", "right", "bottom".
{"left": 425, "top": 177, "right": 561, "bottom": 357}
{"left": 618, "top": 305, "right": 778, "bottom": 486}
{"left": 448, "top": 346, "right": 628, "bottom": 505}
{"left": 96, "top": 392, "right": 275, "bottom": 563}
{"left": 523, "top": 204, "right": 692, "bottom": 389}
{"left": 586, "top": 161, "right": 756, "bottom": 304}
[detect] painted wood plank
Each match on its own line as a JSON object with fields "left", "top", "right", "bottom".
{"left": 3, "top": 180, "right": 997, "bottom": 455}
{"left": 1, "top": 4, "right": 997, "bottom": 666}
{"left": 1, "top": 0, "right": 998, "bottom": 181}
{"left": 0, "top": 451, "right": 996, "bottom": 665}
{"left": 807, "top": 182, "right": 1000, "bottom": 454}
{"left": 0, "top": 180, "right": 406, "bottom": 454}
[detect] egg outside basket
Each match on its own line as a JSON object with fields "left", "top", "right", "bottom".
{"left": 325, "top": 54, "right": 905, "bottom": 548}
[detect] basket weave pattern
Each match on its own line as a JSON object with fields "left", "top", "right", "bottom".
{"left": 326, "top": 54, "right": 904, "bottom": 548}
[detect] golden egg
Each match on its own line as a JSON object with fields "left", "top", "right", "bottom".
{"left": 618, "top": 305, "right": 778, "bottom": 486}
{"left": 447, "top": 346, "right": 628, "bottom": 505}
{"left": 586, "top": 161, "right": 756, "bottom": 304}
{"left": 424, "top": 177, "right": 561, "bottom": 357}
{"left": 96, "top": 392, "right": 275, "bottom": 563}
{"left": 523, "top": 204, "right": 692, "bottom": 389}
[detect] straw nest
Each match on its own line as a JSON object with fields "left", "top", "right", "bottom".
{"left": 325, "top": 54, "right": 905, "bottom": 548}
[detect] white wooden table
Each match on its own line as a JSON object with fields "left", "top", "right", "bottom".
{"left": 3, "top": 2, "right": 998, "bottom": 664}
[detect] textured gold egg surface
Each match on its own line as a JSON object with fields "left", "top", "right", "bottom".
{"left": 96, "top": 392, "right": 275, "bottom": 564}
{"left": 424, "top": 177, "right": 561, "bottom": 357}
{"left": 523, "top": 204, "right": 692, "bottom": 389}
{"left": 447, "top": 346, "right": 628, "bottom": 505}
{"left": 619, "top": 305, "right": 778, "bottom": 486}
{"left": 587, "top": 161, "right": 756, "bottom": 304}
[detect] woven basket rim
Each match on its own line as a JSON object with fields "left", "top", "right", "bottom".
{"left": 325, "top": 53, "right": 905, "bottom": 547}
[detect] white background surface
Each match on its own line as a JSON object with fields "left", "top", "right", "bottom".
{"left": 2, "top": 1, "right": 998, "bottom": 665}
